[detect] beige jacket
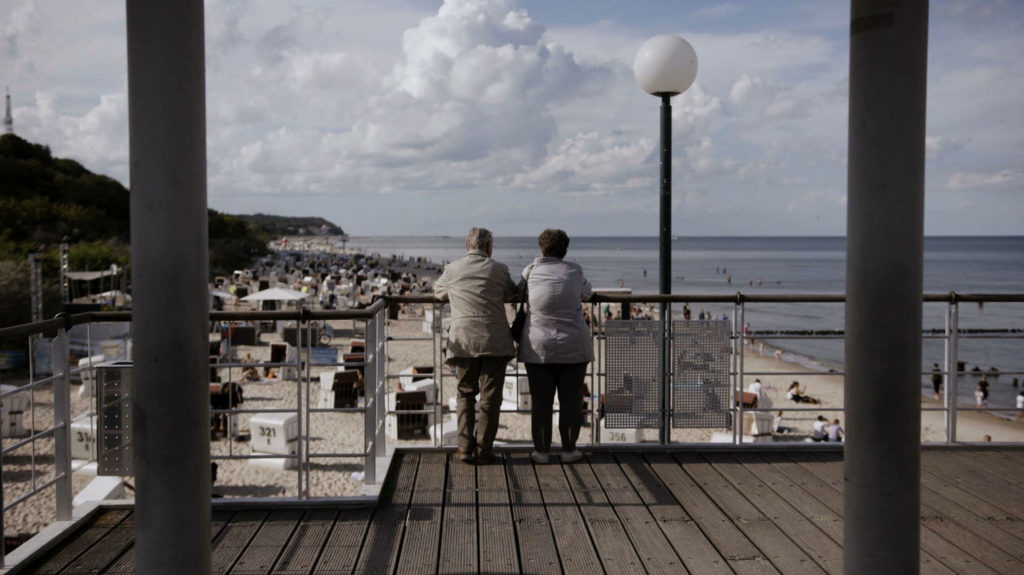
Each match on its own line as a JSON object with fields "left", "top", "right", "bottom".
{"left": 434, "top": 250, "right": 517, "bottom": 362}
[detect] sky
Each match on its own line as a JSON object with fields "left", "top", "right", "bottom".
{"left": 2, "top": 0, "right": 1022, "bottom": 236}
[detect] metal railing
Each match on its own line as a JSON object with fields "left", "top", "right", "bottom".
{"left": 1, "top": 292, "right": 1022, "bottom": 559}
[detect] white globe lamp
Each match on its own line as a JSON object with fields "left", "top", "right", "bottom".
{"left": 633, "top": 35, "right": 698, "bottom": 96}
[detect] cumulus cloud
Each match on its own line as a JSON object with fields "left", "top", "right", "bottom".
{"left": 512, "top": 132, "right": 654, "bottom": 192}
{"left": 925, "top": 135, "right": 967, "bottom": 159}
{"left": 14, "top": 92, "right": 129, "bottom": 180}
{"left": 947, "top": 169, "right": 1019, "bottom": 189}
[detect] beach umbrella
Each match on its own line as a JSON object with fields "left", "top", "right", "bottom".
{"left": 240, "top": 287, "right": 309, "bottom": 301}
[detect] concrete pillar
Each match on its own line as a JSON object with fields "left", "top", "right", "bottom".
{"left": 126, "top": 2, "right": 211, "bottom": 574}
{"left": 844, "top": 1, "right": 928, "bottom": 574}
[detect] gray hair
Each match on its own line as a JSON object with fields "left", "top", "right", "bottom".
{"left": 465, "top": 227, "right": 493, "bottom": 252}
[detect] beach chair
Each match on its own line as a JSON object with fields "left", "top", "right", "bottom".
{"left": 209, "top": 382, "right": 243, "bottom": 436}
{"left": 395, "top": 390, "right": 429, "bottom": 439}
{"left": 736, "top": 390, "right": 758, "bottom": 409}
{"left": 321, "top": 370, "right": 360, "bottom": 409}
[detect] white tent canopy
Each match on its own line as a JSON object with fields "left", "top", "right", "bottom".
{"left": 240, "top": 287, "right": 309, "bottom": 302}
{"left": 210, "top": 290, "right": 234, "bottom": 299}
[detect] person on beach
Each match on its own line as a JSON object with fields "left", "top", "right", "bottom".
{"left": 517, "top": 229, "right": 594, "bottom": 465}
{"left": 828, "top": 418, "right": 844, "bottom": 442}
{"left": 931, "top": 363, "right": 943, "bottom": 400}
{"left": 787, "top": 381, "right": 819, "bottom": 404}
{"left": 1016, "top": 391, "right": 1024, "bottom": 423}
{"left": 434, "top": 227, "right": 517, "bottom": 465}
{"left": 812, "top": 415, "right": 829, "bottom": 441}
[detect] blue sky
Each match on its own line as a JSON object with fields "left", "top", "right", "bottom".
{"left": 2, "top": 0, "right": 1022, "bottom": 236}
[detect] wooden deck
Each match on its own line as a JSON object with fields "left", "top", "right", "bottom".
{"left": 11, "top": 448, "right": 1024, "bottom": 574}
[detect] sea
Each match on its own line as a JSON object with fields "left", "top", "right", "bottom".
{"left": 347, "top": 236, "right": 1024, "bottom": 410}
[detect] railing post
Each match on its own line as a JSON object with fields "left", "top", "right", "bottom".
{"left": 377, "top": 309, "right": 387, "bottom": 463}
{"left": 53, "top": 326, "right": 72, "bottom": 521}
{"left": 296, "top": 312, "right": 306, "bottom": 498}
{"left": 946, "top": 298, "right": 959, "bottom": 444}
{"left": 364, "top": 309, "right": 380, "bottom": 484}
{"left": 661, "top": 304, "right": 671, "bottom": 445}
{"left": 734, "top": 300, "right": 743, "bottom": 445}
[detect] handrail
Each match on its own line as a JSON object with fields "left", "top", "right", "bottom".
{"left": 0, "top": 298, "right": 389, "bottom": 339}
{"left": 386, "top": 292, "right": 1024, "bottom": 306}
{"left": 4, "top": 293, "right": 1024, "bottom": 339}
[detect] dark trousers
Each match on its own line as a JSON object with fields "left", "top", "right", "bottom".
{"left": 450, "top": 356, "right": 507, "bottom": 456}
{"left": 526, "top": 362, "right": 588, "bottom": 452}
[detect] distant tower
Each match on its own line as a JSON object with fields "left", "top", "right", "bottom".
{"left": 3, "top": 87, "right": 12, "bottom": 134}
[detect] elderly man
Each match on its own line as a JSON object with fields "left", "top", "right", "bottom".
{"left": 434, "top": 227, "right": 517, "bottom": 464}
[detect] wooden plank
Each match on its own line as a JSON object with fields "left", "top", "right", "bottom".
{"left": 559, "top": 455, "right": 645, "bottom": 575}
{"left": 738, "top": 453, "right": 844, "bottom": 545}
{"left": 920, "top": 475, "right": 1024, "bottom": 558}
{"left": 104, "top": 509, "right": 234, "bottom": 575}
{"left": 230, "top": 509, "right": 303, "bottom": 575}
{"left": 705, "top": 452, "right": 843, "bottom": 574}
{"left": 920, "top": 501, "right": 1024, "bottom": 575}
{"left": 921, "top": 466, "right": 1024, "bottom": 541}
{"left": 676, "top": 452, "right": 825, "bottom": 575}
{"left": 212, "top": 510, "right": 270, "bottom": 575}
{"left": 955, "top": 450, "right": 1024, "bottom": 489}
{"left": 438, "top": 454, "right": 476, "bottom": 574}
{"left": 311, "top": 506, "right": 373, "bottom": 575}
{"left": 615, "top": 453, "right": 732, "bottom": 575}
{"left": 923, "top": 451, "right": 1024, "bottom": 513}
{"left": 504, "top": 454, "right": 561, "bottom": 575}
{"left": 532, "top": 457, "right": 603, "bottom": 575}
{"left": 794, "top": 452, "right": 997, "bottom": 575}
{"left": 271, "top": 509, "right": 338, "bottom": 575}
{"left": 586, "top": 453, "right": 687, "bottom": 574}
{"left": 59, "top": 512, "right": 136, "bottom": 575}
{"left": 397, "top": 452, "right": 446, "bottom": 575}
{"left": 645, "top": 452, "right": 778, "bottom": 575}
{"left": 24, "top": 508, "right": 131, "bottom": 575}
{"left": 350, "top": 452, "right": 419, "bottom": 575}
{"left": 477, "top": 455, "right": 519, "bottom": 574}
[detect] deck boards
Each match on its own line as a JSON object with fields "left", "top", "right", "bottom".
{"left": 397, "top": 452, "right": 445, "bottom": 575}
{"left": 615, "top": 453, "right": 732, "bottom": 575}
{"left": 532, "top": 453, "right": 603, "bottom": 575}
{"left": 677, "top": 452, "right": 826, "bottom": 575}
{"left": 477, "top": 455, "right": 519, "bottom": 574}
{"left": 12, "top": 447, "right": 1024, "bottom": 575}
{"left": 586, "top": 453, "right": 684, "bottom": 574}
{"left": 504, "top": 454, "right": 562, "bottom": 575}
{"left": 437, "top": 452, "right": 475, "bottom": 574}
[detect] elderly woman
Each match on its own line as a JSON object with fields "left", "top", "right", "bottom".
{"left": 518, "top": 229, "right": 593, "bottom": 464}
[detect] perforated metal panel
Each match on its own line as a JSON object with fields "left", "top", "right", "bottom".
{"left": 672, "top": 321, "right": 731, "bottom": 429}
{"left": 96, "top": 361, "right": 133, "bottom": 475}
{"left": 603, "top": 320, "right": 662, "bottom": 429}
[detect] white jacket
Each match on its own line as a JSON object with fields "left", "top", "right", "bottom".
{"left": 516, "top": 257, "right": 594, "bottom": 364}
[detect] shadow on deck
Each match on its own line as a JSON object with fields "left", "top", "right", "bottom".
{"left": 8, "top": 447, "right": 1024, "bottom": 574}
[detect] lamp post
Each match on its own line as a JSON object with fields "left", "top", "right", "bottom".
{"left": 634, "top": 35, "right": 697, "bottom": 443}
